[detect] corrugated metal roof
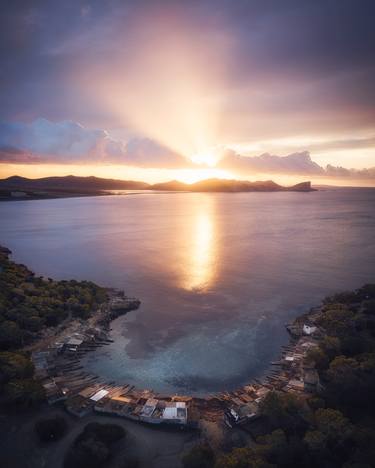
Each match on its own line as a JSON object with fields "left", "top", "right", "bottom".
{"left": 90, "top": 389, "right": 109, "bottom": 401}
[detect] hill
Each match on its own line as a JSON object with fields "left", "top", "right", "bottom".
{"left": 178, "top": 179, "right": 314, "bottom": 192}
{"left": 150, "top": 179, "right": 314, "bottom": 192}
{"left": 0, "top": 175, "right": 150, "bottom": 191}
{"left": 0, "top": 175, "right": 315, "bottom": 199}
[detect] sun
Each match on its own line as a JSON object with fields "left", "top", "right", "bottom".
{"left": 175, "top": 146, "right": 230, "bottom": 182}
{"left": 175, "top": 168, "right": 233, "bottom": 184}
{"left": 190, "top": 150, "right": 219, "bottom": 167}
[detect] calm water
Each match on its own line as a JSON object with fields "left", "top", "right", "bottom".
{"left": 0, "top": 189, "right": 375, "bottom": 394}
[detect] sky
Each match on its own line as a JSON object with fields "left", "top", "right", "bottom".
{"left": 0, "top": 0, "right": 375, "bottom": 185}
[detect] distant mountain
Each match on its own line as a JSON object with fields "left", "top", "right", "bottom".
{"left": 0, "top": 175, "right": 315, "bottom": 194}
{"left": 0, "top": 175, "right": 150, "bottom": 191}
{"left": 150, "top": 180, "right": 189, "bottom": 191}
{"left": 151, "top": 179, "right": 314, "bottom": 192}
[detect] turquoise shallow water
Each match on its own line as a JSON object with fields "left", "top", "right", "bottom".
{"left": 0, "top": 189, "right": 374, "bottom": 394}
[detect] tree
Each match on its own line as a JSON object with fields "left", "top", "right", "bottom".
{"left": 320, "top": 336, "right": 341, "bottom": 360}
{"left": 0, "top": 351, "right": 33, "bottom": 384}
{"left": 215, "top": 447, "right": 273, "bottom": 468}
{"left": 340, "top": 335, "right": 367, "bottom": 356}
{"left": 357, "top": 284, "right": 375, "bottom": 301}
{"left": 325, "top": 354, "right": 375, "bottom": 414}
{"left": 314, "top": 408, "right": 352, "bottom": 442}
{"left": 347, "top": 425, "right": 375, "bottom": 466}
{"left": 256, "top": 430, "right": 307, "bottom": 468}
{"left": 324, "top": 291, "right": 359, "bottom": 305}
{"left": 307, "top": 396, "right": 325, "bottom": 411}
{"left": 0, "top": 320, "right": 23, "bottom": 348}
{"left": 304, "top": 409, "right": 354, "bottom": 466}
{"left": 182, "top": 443, "right": 215, "bottom": 468}
{"left": 362, "top": 299, "right": 375, "bottom": 315}
{"left": 64, "top": 423, "right": 125, "bottom": 468}
{"left": 304, "top": 430, "right": 327, "bottom": 453}
{"left": 259, "top": 391, "right": 309, "bottom": 436}
{"left": 317, "top": 307, "right": 355, "bottom": 337}
{"left": 65, "top": 438, "right": 109, "bottom": 468}
{"left": 326, "top": 356, "right": 360, "bottom": 405}
{"left": 78, "top": 422, "right": 125, "bottom": 444}
{"left": 21, "top": 315, "right": 44, "bottom": 332}
{"left": 5, "top": 378, "right": 45, "bottom": 406}
{"left": 306, "top": 346, "right": 329, "bottom": 371}
{"left": 307, "top": 334, "right": 353, "bottom": 371}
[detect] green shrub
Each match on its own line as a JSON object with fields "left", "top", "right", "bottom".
{"left": 182, "top": 443, "right": 215, "bottom": 468}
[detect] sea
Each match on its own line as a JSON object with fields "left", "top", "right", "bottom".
{"left": 0, "top": 188, "right": 374, "bottom": 394}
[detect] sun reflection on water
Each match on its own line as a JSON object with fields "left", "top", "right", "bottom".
{"left": 182, "top": 198, "right": 217, "bottom": 291}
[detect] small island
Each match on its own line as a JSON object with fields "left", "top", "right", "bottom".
{"left": 1, "top": 245, "right": 374, "bottom": 468}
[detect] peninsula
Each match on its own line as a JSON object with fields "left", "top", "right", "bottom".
{"left": 0, "top": 175, "right": 315, "bottom": 201}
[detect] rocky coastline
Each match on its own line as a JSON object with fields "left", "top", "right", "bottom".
{"left": 1, "top": 244, "right": 371, "bottom": 435}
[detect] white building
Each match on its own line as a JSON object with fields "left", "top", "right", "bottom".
{"left": 162, "top": 402, "right": 187, "bottom": 424}
{"left": 303, "top": 324, "right": 317, "bottom": 335}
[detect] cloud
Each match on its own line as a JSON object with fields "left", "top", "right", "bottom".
{"left": 1, "top": 0, "right": 375, "bottom": 148}
{"left": 306, "top": 136, "right": 375, "bottom": 153}
{"left": 122, "top": 139, "right": 191, "bottom": 168}
{"left": 218, "top": 149, "right": 375, "bottom": 180}
{"left": 0, "top": 146, "right": 39, "bottom": 163}
{"left": 0, "top": 119, "right": 190, "bottom": 168}
{"left": 0, "top": 119, "right": 108, "bottom": 159}
{"left": 1, "top": 118, "right": 374, "bottom": 181}
{"left": 325, "top": 164, "right": 375, "bottom": 179}
{"left": 219, "top": 150, "right": 324, "bottom": 175}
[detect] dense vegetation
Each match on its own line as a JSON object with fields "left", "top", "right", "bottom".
{"left": 0, "top": 245, "right": 107, "bottom": 406}
{"left": 184, "top": 284, "right": 375, "bottom": 468}
{"left": 64, "top": 422, "right": 126, "bottom": 468}
{"left": 0, "top": 246, "right": 107, "bottom": 350}
{"left": 0, "top": 350, "right": 45, "bottom": 406}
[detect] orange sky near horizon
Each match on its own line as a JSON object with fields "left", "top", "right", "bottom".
{"left": 1, "top": 1, "right": 375, "bottom": 188}
{"left": 1, "top": 163, "right": 374, "bottom": 187}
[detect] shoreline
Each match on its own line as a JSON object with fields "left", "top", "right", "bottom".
{"left": 31, "top": 288, "right": 331, "bottom": 431}
{"left": 0, "top": 179, "right": 317, "bottom": 202}
{"left": 0, "top": 190, "right": 111, "bottom": 202}
{"left": 0, "top": 189, "right": 313, "bottom": 203}
{"left": 1, "top": 244, "right": 336, "bottom": 432}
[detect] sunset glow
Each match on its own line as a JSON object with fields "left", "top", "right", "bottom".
{"left": 0, "top": 1, "right": 374, "bottom": 185}
{"left": 175, "top": 168, "right": 232, "bottom": 184}
{"left": 1, "top": 3, "right": 375, "bottom": 464}
{"left": 182, "top": 199, "right": 217, "bottom": 291}
{"left": 190, "top": 148, "right": 222, "bottom": 167}
{"left": 77, "top": 11, "right": 225, "bottom": 166}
